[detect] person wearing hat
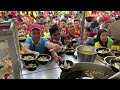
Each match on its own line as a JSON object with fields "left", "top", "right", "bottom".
{"left": 99, "top": 15, "right": 111, "bottom": 30}
{"left": 23, "top": 24, "right": 62, "bottom": 62}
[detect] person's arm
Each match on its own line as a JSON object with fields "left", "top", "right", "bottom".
{"left": 23, "top": 38, "right": 39, "bottom": 55}
{"left": 44, "top": 39, "right": 63, "bottom": 62}
{"left": 88, "top": 37, "right": 94, "bottom": 46}
{"left": 73, "top": 37, "right": 81, "bottom": 48}
{"left": 50, "top": 51, "right": 60, "bottom": 62}
{"left": 23, "top": 44, "right": 39, "bottom": 55}
{"left": 46, "top": 42, "right": 62, "bottom": 52}
{"left": 45, "top": 42, "right": 63, "bottom": 62}
{"left": 23, "top": 44, "right": 33, "bottom": 54}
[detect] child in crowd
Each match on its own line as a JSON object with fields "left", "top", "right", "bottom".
{"left": 49, "top": 24, "right": 71, "bottom": 52}
{"left": 49, "top": 24, "right": 62, "bottom": 45}
{"left": 18, "top": 27, "right": 27, "bottom": 37}
{"left": 18, "top": 27, "right": 28, "bottom": 54}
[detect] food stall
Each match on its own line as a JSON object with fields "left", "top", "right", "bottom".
{"left": 20, "top": 11, "right": 119, "bottom": 79}
{"left": 0, "top": 11, "right": 118, "bottom": 79}
{"left": 0, "top": 22, "right": 22, "bottom": 79}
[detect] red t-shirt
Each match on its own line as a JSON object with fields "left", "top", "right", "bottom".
{"left": 90, "top": 32, "right": 96, "bottom": 37}
{"left": 57, "top": 22, "right": 60, "bottom": 27}
{"left": 49, "top": 38, "right": 63, "bottom": 46}
{"left": 65, "top": 27, "right": 70, "bottom": 35}
{"left": 49, "top": 38, "right": 56, "bottom": 44}
{"left": 1, "top": 11, "right": 7, "bottom": 16}
{"left": 27, "top": 25, "right": 30, "bottom": 32}
{"left": 11, "top": 11, "right": 16, "bottom": 17}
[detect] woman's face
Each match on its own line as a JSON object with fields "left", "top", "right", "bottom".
{"left": 69, "top": 24, "right": 75, "bottom": 34}
{"left": 30, "top": 29, "right": 41, "bottom": 43}
{"left": 100, "top": 32, "right": 108, "bottom": 42}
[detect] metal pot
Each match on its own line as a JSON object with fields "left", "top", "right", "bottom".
{"left": 76, "top": 45, "right": 97, "bottom": 62}
{"left": 60, "top": 62, "right": 116, "bottom": 79}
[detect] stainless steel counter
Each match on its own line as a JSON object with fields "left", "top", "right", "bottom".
{"left": 21, "top": 54, "right": 106, "bottom": 79}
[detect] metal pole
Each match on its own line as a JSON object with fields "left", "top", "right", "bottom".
{"left": 80, "top": 11, "right": 86, "bottom": 45}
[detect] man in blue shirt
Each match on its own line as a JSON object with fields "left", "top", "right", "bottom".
{"left": 23, "top": 24, "right": 62, "bottom": 62}
{"left": 24, "top": 37, "right": 50, "bottom": 54}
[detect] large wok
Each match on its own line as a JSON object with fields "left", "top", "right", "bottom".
{"left": 60, "top": 62, "right": 116, "bottom": 79}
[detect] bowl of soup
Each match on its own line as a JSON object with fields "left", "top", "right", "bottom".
{"left": 58, "top": 60, "right": 73, "bottom": 72}
{"left": 36, "top": 54, "right": 51, "bottom": 65}
{"left": 96, "top": 47, "right": 111, "bottom": 57}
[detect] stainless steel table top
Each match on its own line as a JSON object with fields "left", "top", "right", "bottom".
{"left": 22, "top": 60, "right": 59, "bottom": 75}
{"left": 21, "top": 54, "right": 106, "bottom": 79}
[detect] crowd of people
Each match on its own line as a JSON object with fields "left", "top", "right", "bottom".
{"left": 0, "top": 11, "right": 120, "bottom": 62}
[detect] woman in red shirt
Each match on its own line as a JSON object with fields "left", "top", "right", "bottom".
{"left": 67, "top": 23, "right": 80, "bottom": 39}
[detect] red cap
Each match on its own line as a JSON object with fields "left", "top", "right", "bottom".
{"left": 102, "top": 16, "right": 110, "bottom": 23}
{"left": 29, "top": 24, "right": 43, "bottom": 31}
